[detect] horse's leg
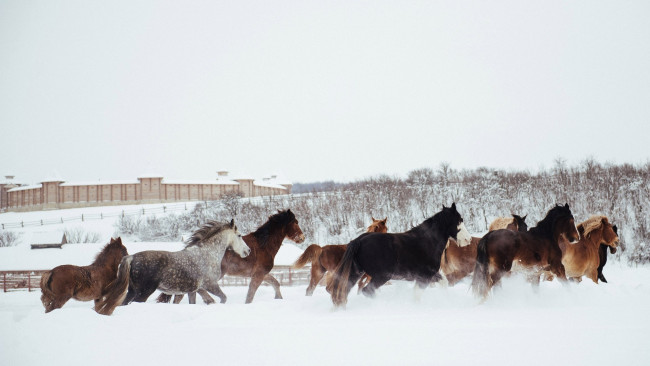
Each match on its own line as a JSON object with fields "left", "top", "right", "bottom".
{"left": 263, "top": 274, "right": 283, "bottom": 299}
{"left": 173, "top": 294, "right": 184, "bottom": 304}
{"left": 306, "top": 265, "right": 325, "bottom": 296}
{"left": 197, "top": 289, "right": 216, "bottom": 305}
{"left": 588, "top": 268, "right": 600, "bottom": 284}
{"left": 360, "top": 274, "right": 389, "bottom": 299}
{"left": 185, "top": 293, "right": 195, "bottom": 304}
{"left": 245, "top": 274, "right": 265, "bottom": 304}
{"left": 156, "top": 293, "right": 172, "bottom": 303}
{"left": 203, "top": 283, "right": 228, "bottom": 304}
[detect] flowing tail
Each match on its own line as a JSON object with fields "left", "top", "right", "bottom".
{"left": 95, "top": 256, "right": 132, "bottom": 315}
{"left": 292, "top": 244, "right": 322, "bottom": 269}
{"left": 39, "top": 270, "right": 54, "bottom": 311}
{"left": 470, "top": 235, "right": 490, "bottom": 299}
{"left": 327, "top": 239, "right": 361, "bottom": 307}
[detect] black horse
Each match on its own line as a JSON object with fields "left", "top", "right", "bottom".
{"left": 598, "top": 224, "right": 618, "bottom": 283}
{"left": 328, "top": 203, "right": 471, "bottom": 307}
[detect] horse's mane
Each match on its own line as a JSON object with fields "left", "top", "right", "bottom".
{"left": 579, "top": 216, "right": 607, "bottom": 238}
{"left": 412, "top": 206, "right": 458, "bottom": 236}
{"left": 253, "top": 210, "right": 295, "bottom": 248}
{"left": 186, "top": 221, "right": 232, "bottom": 248}
{"left": 92, "top": 239, "right": 125, "bottom": 267}
{"left": 530, "top": 204, "right": 572, "bottom": 238}
{"left": 489, "top": 217, "right": 513, "bottom": 231}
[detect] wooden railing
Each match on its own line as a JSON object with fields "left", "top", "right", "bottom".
{"left": 0, "top": 266, "right": 312, "bottom": 292}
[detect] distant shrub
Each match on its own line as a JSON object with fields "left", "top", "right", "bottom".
{"left": 64, "top": 228, "right": 101, "bottom": 243}
{"left": 0, "top": 230, "right": 19, "bottom": 247}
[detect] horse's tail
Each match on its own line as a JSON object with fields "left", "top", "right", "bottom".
{"left": 470, "top": 235, "right": 491, "bottom": 299}
{"left": 327, "top": 239, "right": 361, "bottom": 307}
{"left": 292, "top": 244, "right": 322, "bottom": 269}
{"left": 95, "top": 255, "right": 132, "bottom": 315}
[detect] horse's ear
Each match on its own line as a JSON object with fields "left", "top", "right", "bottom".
{"left": 229, "top": 219, "right": 235, "bottom": 227}
{"left": 383, "top": 217, "right": 387, "bottom": 222}
{"left": 371, "top": 216, "right": 376, "bottom": 221}
{"left": 287, "top": 209, "right": 292, "bottom": 214}
{"left": 115, "top": 237, "right": 122, "bottom": 244}
{"left": 451, "top": 202, "right": 457, "bottom": 211}
{"left": 522, "top": 215, "right": 527, "bottom": 221}
{"left": 564, "top": 203, "right": 570, "bottom": 209}
{"left": 442, "top": 204, "right": 447, "bottom": 209}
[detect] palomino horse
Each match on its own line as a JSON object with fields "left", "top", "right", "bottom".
{"left": 292, "top": 217, "right": 387, "bottom": 296}
{"left": 158, "top": 209, "right": 306, "bottom": 305}
{"left": 558, "top": 216, "right": 619, "bottom": 283}
{"left": 441, "top": 214, "right": 528, "bottom": 286}
{"left": 598, "top": 224, "right": 618, "bottom": 283}
{"left": 328, "top": 203, "right": 472, "bottom": 307}
{"left": 95, "top": 220, "right": 249, "bottom": 315}
{"left": 471, "top": 204, "right": 580, "bottom": 299}
{"left": 40, "top": 237, "right": 129, "bottom": 313}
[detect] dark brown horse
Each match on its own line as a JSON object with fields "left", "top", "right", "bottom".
{"left": 292, "top": 217, "right": 388, "bottom": 296}
{"left": 157, "top": 209, "right": 305, "bottom": 304}
{"left": 40, "top": 237, "right": 129, "bottom": 313}
{"left": 441, "top": 214, "right": 528, "bottom": 286}
{"left": 471, "top": 204, "right": 580, "bottom": 299}
{"left": 558, "top": 216, "right": 619, "bottom": 283}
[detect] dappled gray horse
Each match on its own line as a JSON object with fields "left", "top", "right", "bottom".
{"left": 95, "top": 219, "right": 250, "bottom": 315}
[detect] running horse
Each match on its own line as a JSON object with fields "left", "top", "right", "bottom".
{"left": 158, "top": 209, "right": 306, "bottom": 304}
{"left": 597, "top": 224, "right": 618, "bottom": 283}
{"left": 558, "top": 215, "right": 619, "bottom": 283}
{"left": 471, "top": 204, "right": 580, "bottom": 299}
{"left": 95, "top": 220, "right": 250, "bottom": 315}
{"left": 441, "top": 214, "right": 528, "bottom": 286}
{"left": 328, "top": 203, "right": 472, "bottom": 307}
{"left": 292, "top": 217, "right": 388, "bottom": 296}
{"left": 40, "top": 237, "right": 129, "bottom": 313}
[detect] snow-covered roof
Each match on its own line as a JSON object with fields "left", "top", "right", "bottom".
{"left": 60, "top": 180, "right": 140, "bottom": 187}
{"left": 8, "top": 184, "right": 42, "bottom": 192}
{"left": 31, "top": 231, "right": 66, "bottom": 244}
{"left": 253, "top": 180, "right": 287, "bottom": 190}
{"left": 162, "top": 179, "right": 239, "bottom": 185}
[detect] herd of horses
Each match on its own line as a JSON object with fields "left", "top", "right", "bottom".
{"left": 38, "top": 203, "right": 620, "bottom": 314}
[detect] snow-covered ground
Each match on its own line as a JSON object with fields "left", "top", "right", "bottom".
{"left": 1, "top": 205, "right": 650, "bottom": 365}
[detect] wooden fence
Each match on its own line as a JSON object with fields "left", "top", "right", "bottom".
{"left": 0, "top": 266, "right": 312, "bottom": 292}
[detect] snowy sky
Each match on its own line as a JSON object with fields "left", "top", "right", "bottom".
{"left": 1, "top": 1, "right": 649, "bottom": 185}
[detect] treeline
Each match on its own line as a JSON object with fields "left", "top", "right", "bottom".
{"left": 115, "top": 159, "right": 650, "bottom": 264}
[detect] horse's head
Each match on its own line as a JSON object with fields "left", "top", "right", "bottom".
{"left": 368, "top": 217, "right": 388, "bottom": 233}
{"left": 599, "top": 217, "right": 619, "bottom": 252}
{"left": 226, "top": 219, "right": 251, "bottom": 258}
{"left": 442, "top": 203, "right": 472, "bottom": 247}
{"left": 283, "top": 209, "right": 305, "bottom": 244}
{"left": 111, "top": 237, "right": 129, "bottom": 258}
{"left": 512, "top": 214, "right": 528, "bottom": 232}
{"left": 555, "top": 203, "right": 580, "bottom": 244}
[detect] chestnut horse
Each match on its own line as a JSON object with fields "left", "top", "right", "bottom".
{"left": 329, "top": 203, "right": 472, "bottom": 307}
{"left": 558, "top": 216, "right": 619, "bottom": 283}
{"left": 471, "top": 204, "right": 580, "bottom": 299}
{"left": 157, "top": 209, "right": 305, "bottom": 304}
{"left": 441, "top": 214, "right": 527, "bottom": 286}
{"left": 292, "top": 217, "right": 388, "bottom": 296}
{"left": 40, "top": 237, "right": 128, "bottom": 313}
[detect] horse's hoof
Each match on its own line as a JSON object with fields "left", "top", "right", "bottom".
{"left": 275, "top": 295, "right": 283, "bottom": 299}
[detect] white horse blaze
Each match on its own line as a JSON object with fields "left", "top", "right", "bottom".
{"left": 456, "top": 223, "right": 472, "bottom": 247}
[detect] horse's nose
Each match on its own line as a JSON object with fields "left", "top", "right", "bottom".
{"left": 296, "top": 234, "right": 305, "bottom": 243}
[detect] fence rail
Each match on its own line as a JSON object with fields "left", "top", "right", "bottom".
{"left": 0, "top": 266, "right": 312, "bottom": 292}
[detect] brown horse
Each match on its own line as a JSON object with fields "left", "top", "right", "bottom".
{"left": 471, "top": 204, "right": 580, "bottom": 299}
{"left": 441, "top": 214, "right": 528, "bottom": 286}
{"left": 292, "top": 217, "right": 388, "bottom": 296}
{"left": 40, "top": 237, "right": 129, "bottom": 313}
{"left": 558, "top": 216, "right": 619, "bottom": 283}
{"left": 157, "top": 209, "right": 305, "bottom": 304}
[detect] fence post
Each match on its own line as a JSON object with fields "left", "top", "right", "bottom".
{"left": 28, "top": 272, "right": 31, "bottom": 292}
{"left": 41, "top": 220, "right": 43, "bottom": 226}
{"left": 289, "top": 268, "right": 293, "bottom": 286}
{"left": 3, "top": 273, "right": 6, "bottom": 292}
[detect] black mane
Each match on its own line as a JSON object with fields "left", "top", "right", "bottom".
{"left": 253, "top": 209, "right": 295, "bottom": 248}
{"left": 529, "top": 204, "right": 572, "bottom": 239}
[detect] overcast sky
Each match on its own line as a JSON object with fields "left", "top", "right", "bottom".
{"left": 1, "top": 1, "right": 649, "bottom": 184}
